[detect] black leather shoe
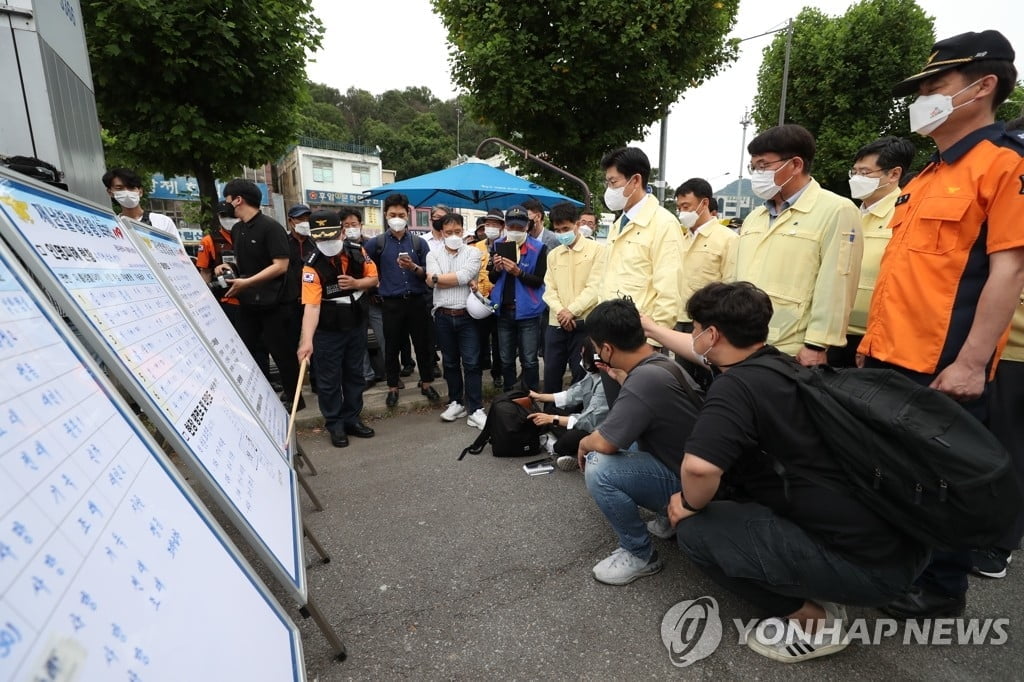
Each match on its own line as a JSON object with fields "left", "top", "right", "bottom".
{"left": 420, "top": 384, "right": 441, "bottom": 403}
{"left": 282, "top": 395, "right": 306, "bottom": 411}
{"left": 329, "top": 431, "right": 349, "bottom": 448}
{"left": 386, "top": 390, "right": 399, "bottom": 408}
{"left": 344, "top": 421, "right": 375, "bottom": 438}
{"left": 879, "top": 587, "right": 966, "bottom": 619}
{"left": 400, "top": 365, "right": 415, "bottom": 377}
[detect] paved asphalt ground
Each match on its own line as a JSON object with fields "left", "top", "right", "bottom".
{"left": 222, "top": 379, "right": 1022, "bottom": 681}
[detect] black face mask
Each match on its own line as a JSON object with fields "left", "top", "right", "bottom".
{"left": 432, "top": 217, "right": 445, "bottom": 231}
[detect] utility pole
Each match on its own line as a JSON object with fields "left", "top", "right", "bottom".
{"left": 455, "top": 102, "right": 463, "bottom": 159}
{"left": 778, "top": 19, "right": 794, "bottom": 125}
{"left": 657, "top": 112, "right": 669, "bottom": 203}
{"left": 738, "top": 108, "right": 752, "bottom": 219}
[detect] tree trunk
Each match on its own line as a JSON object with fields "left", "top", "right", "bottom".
{"left": 193, "top": 161, "right": 219, "bottom": 232}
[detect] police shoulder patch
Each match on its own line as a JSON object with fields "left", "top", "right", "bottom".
{"left": 302, "top": 272, "right": 315, "bottom": 283}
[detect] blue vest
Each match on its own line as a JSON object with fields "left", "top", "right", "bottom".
{"left": 490, "top": 236, "right": 546, "bottom": 320}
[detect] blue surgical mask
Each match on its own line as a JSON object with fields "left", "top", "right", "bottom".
{"left": 556, "top": 231, "right": 576, "bottom": 248}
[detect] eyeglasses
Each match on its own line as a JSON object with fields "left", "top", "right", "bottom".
{"left": 848, "top": 167, "right": 888, "bottom": 178}
{"left": 747, "top": 157, "right": 793, "bottom": 174}
{"left": 603, "top": 175, "right": 634, "bottom": 188}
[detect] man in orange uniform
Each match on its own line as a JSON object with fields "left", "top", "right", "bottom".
{"left": 297, "top": 211, "right": 379, "bottom": 448}
{"left": 859, "top": 30, "right": 1024, "bottom": 618}
{"left": 196, "top": 201, "right": 242, "bottom": 325}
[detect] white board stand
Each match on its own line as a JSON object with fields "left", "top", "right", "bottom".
{"left": 0, "top": 239, "right": 306, "bottom": 680}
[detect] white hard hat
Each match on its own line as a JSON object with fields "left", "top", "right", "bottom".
{"left": 466, "top": 291, "right": 496, "bottom": 319}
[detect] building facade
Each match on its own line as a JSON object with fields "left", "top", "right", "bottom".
{"left": 714, "top": 178, "right": 757, "bottom": 220}
{"left": 277, "top": 137, "right": 385, "bottom": 231}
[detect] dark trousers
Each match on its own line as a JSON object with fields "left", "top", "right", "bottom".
{"left": 989, "top": 358, "right": 1024, "bottom": 552}
{"left": 826, "top": 333, "right": 862, "bottom": 368}
{"left": 475, "top": 315, "right": 502, "bottom": 379}
{"left": 222, "top": 302, "right": 268, "bottom": 370}
{"left": 382, "top": 296, "right": 435, "bottom": 388}
{"left": 543, "top": 322, "right": 588, "bottom": 393}
{"left": 236, "top": 303, "right": 299, "bottom": 399}
{"left": 553, "top": 427, "right": 589, "bottom": 458}
{"left": 865, "top": 356, "right": 988, "bottom": 597}
{"left": 677, "top": 501, "right": 926, "bottom": 616}
{"left": 312, "top": 325, "right": 367, "bottom": 435}
{"left": 497, "top": 313, "right": 541, "bottom": 390}
{"left": 435, "top": 311, "right": 483, "bottom": 413}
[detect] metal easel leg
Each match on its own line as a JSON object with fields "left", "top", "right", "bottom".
{"left": 295, "top": 438, "right": 319, "bottom": 476}
{"left": 296, "top": 468, "right": 324, "bottom": 512}
{"left": 302, "top": 519, "right": 331, "bottom": 564}
{"left": 298, "top": 595, "right": 347, "bottom": 661}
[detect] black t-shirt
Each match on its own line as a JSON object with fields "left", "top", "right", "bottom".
{"left": 597, "top": 354, "right": 700, "bottom": 474}
{"left": 685, "top": 347, "right": 924, "bottom": 565}
{"left": 232, "top": 211, "right": 290, "bottom": 304}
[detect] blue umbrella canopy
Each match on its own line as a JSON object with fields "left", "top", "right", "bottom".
{"left": 361, "top": 163, "right": 583, "bottom": 210}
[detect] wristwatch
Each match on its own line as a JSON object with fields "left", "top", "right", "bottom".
{"left": 681, "top": 495, "right": 705, "bottom": 513}
{"left": 431, "top": 273, "right": 439, "bottom": 285}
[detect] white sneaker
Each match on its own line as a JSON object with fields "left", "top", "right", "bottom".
{"left": 539, "top": 433, "right": 552, "bottom": 454}
{"left": 440, "top": 401, "right": 467, "bottom": 422}
{"left": 555, "top": 455, "right": 579, "bottom": 471}
{"left": 592, "top": 547, "right": 663, "bottom": 585}
{"left": 647, "top": 516, "right": 676, "bottom": 539}
{"left": 746, "top": 601, "right": 848, "bottom": 663}
{"left": 466, "top": 408, "right": 487, "bottom": 430}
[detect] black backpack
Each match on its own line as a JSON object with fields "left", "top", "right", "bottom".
{"left": 737, "top": 354, "right": 1020, "bottom": 551}
{"left": 458, "top": 390, "right": 543, "bottom": 460}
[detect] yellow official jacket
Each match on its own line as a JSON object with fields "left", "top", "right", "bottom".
{"left": 585, "top": 194, "right": 686, "bottom": 333}
{"left": 849, "top": 187, "right": 899, "bottom": 335}
{"left": 679, "top": 220, "right": 738, "bottom": 322}
{"left": 542, "top": 236, "right": 604, "bottom": 326}
{"left": 1002, "top": 302, "right": 1024, "bottom": 362}
{"left": 474, "top": 239, "right": 493, "bottom": 297}
{"left": 735, "top": 179, "right": 862, "bottom": 354}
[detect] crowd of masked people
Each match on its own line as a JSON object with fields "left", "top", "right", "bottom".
{"left": 188, "top": 29, "right": 1024, "bottom": 663}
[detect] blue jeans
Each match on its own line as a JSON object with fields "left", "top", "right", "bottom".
{"left": 434, "top": 311, "right": 483, "bottom": 413}
{"left": 497, "top": 313, "right": 541, "bottom": 391}
{"left": 584, "top": 450, "right": 680, "bottom": 560}
{"left": 543, "top": 322, "right": 587, "bottom": 392}
{"left": 312, "top": 324, "right": 367, "bottom": 436}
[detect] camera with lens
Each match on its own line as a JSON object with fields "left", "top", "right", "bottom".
{"left": 209, "top": 269, "right": 236, "bottom": 292}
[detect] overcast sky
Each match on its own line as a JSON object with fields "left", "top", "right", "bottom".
{"left": 307, "top": 1, "right": 1024, "bottom": 193}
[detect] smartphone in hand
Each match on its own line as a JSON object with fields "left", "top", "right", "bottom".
{"left": 497, "top": 241, "right": 517, "bottom": 262}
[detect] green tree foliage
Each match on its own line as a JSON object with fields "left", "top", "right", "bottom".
{"left": 996, "top": 83, "right": 1024, "bottom": 124}
{"left": 752, "top": 0, "right": 934, "bottom": 192}
{"left": 432, "top": 0, "right": 740, "bottom": 180}
{"left": 82, "top": 0, "right": 323, "bottom": 227}
{"left": 316, "top": 86, "right": 498, "bottom": 180}
{"left": 297, "top": 82, "right": 351, "bottom": 141}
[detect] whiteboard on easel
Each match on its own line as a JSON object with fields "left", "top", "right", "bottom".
{"left": 0, "top": 241, "right": 305, "bottom": 681}
{"left": 0, "top": 168, "right": 305, "bottom": 600}
{"left": 122, "top": 217, "right": 290, "bottom": 452}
